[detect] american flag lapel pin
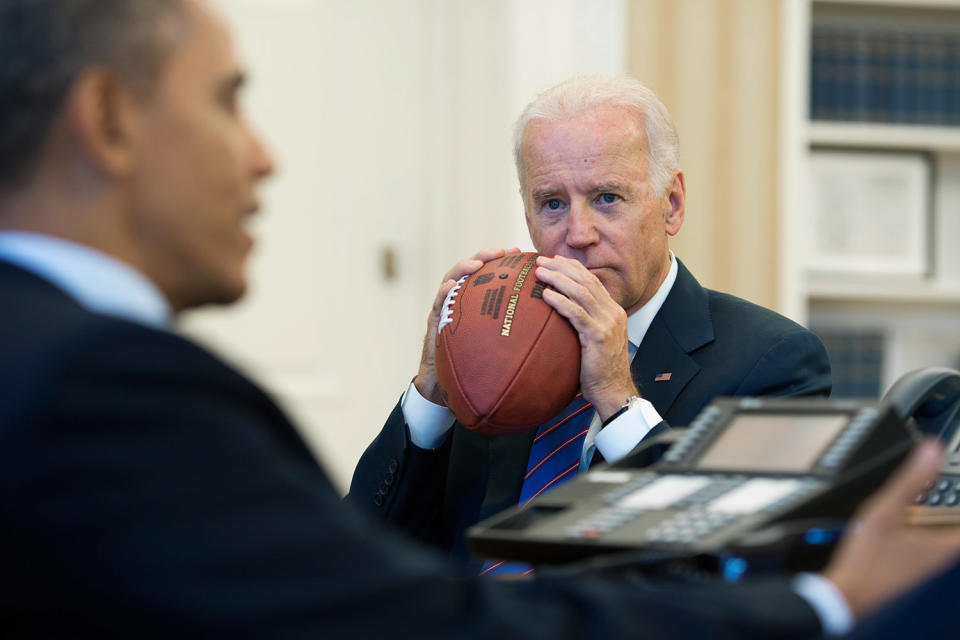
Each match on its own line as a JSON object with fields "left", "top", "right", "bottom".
{"left": 654, "top": 372, "right": 672, "bottom": 382}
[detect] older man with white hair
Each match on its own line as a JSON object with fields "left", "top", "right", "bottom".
{"left": 350, "top": 75, "right": 832, "bottom": 568}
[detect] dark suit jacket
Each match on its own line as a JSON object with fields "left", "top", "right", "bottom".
{"left": 348, "top": 260, "right": 832, "bottom": 561}
{"left": 0, "top": 258, "right": 825, "bottom": 638}
{"left": 843, "top": 559, "right": 960, "bottom": 639}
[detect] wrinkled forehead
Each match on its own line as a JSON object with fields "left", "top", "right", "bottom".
{"left": 521, "top": 108, "right": 649, "bottom": 190}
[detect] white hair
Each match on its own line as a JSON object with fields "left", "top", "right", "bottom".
{"left": 513, "top": 75, "right": 680, "bottom": 197}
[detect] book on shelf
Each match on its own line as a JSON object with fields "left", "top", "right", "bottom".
{"left": 810, "top": 25, "right": 960, "bottom": 126}
{"left": 814, "top": 328, "right": 886, "bottom": 400}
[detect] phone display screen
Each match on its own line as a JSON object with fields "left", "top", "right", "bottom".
{"left": 695, "top": 413, "right": 850, "bottom": 472}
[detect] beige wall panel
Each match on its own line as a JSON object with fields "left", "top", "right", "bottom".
{"left": 729, "top": 0, "right": 780, "bottom": 308}
{"left": 626, "top": 0, "right": 664, "bottom": 94}
{"left": 626, "top": 0, "right": 782, "bottom": 310}
{"left": 669, "top": 0, "right": 721, "bottom": 291}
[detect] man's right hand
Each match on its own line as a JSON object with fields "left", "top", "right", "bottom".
{"left": 413, "top": 247, "right": 521, "bottom": 405}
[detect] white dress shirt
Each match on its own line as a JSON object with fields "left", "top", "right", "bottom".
{"left": 0, "top": 231, "right": 171, "bottom": 328}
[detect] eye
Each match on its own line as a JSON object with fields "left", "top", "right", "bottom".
{"left": 545, "top": 199, "right": 564, "bottom": 211}
{"left": 597, "top": 193, "right": 620, "bottom": 205}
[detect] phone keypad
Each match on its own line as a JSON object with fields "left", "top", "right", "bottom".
{"left": 915, "top": 475, "right": 960, "bottom": 507}
{"left": 567, "top": 474, "right": 821, "bottom": 543}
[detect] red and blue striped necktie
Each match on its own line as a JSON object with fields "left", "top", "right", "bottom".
{"left": 518, "top": 393, "right": 594, "bottom": 504}
{"left": 481, "top": 393, "right": 594, "bottom": 576}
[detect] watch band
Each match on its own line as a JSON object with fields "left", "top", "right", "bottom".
{"left": 602, "top": 394, "right": 643, "bottom": 427}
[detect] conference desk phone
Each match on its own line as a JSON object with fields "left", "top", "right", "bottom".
{"left": 468, "top": 397, "right": 915, "bottom": 568}
{"left": 470, "top": 368, "right": 960, "bottom": 574}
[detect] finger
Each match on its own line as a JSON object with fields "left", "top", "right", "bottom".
{"left": 540, "top": 286, "right": 591, "bottom": 336}
{"left": 441, "top": 258, "right": 484, "bottom": 286}
{"left": 469, "top": 247, "right": 509, "bottom": 264}
{"left": 536, "top": 255, "right": 606, "bottom": 296}
{"left": 867, "top": 438, "right": 945, "bottom": 520}
{"left": 440, "top": 247, "right": 518, "bottom": 286}
{"left": 536, "top": 254, "right": 590, "bottom": 280}
{"left": 534, "top": 261, "right": 606, "bottom": 319}
{"left": 431, "top": 278, "right": 462, "bottom": 318}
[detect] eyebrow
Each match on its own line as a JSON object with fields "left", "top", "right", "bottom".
{"left": 531, "top": 188, "right": 562, "bottom": 202}
{"left": 590, "top": 182, "right": 631, "bottom": 195}
{"left": 531, "top": 182, "right": 632, "bottom": 202}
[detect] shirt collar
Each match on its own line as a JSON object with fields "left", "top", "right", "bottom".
{"left": 626, "top": 251, "right": 678, "bottom": 350}
{"left": 0, "top": 231, "right": 172, "bottom": 328}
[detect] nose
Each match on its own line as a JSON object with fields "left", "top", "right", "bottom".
{"left": 565, "top": 200, "right": 599, "bottom": 249}
{"left": 248, "top": 124, "right": 276, "bottom": 180}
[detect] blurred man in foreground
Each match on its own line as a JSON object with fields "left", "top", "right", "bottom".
{"left": 1, "top": 1, "right": 958, "bottom": 637}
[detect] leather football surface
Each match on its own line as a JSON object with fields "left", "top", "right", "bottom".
{"left": 435, "top": 252, "right": 580, "bottom": 436}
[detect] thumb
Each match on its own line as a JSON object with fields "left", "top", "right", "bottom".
{"left": 866, "top": 438, "right": 944, "bottom": 520}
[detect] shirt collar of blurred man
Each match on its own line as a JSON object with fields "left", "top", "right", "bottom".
{"left": 0, "top": 230, "right": 171, "bottom": 327}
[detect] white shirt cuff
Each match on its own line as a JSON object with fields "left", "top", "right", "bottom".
{"left": 591, "top": 398, "right": 662, "bottom": 463}
{"left": 791, "top": 572, "right": 855, "bottom": 637}
{"left": 400, "top": 381, "right": 456, "bottom": 449}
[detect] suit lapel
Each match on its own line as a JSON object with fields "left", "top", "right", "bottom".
{"left": 631, "top": 315, "right": 700, "bottom": 415}
{"left": 631, "top": 260, "right": 714, "bottom": 418}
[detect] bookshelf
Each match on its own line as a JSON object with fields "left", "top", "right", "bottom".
{"left": 780, "top": 0, "right": 960, "bottom": 398}
{"left": 808, "top": 122, "right": 960, "bottom": 150}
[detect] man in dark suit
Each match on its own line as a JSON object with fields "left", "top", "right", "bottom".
{"left": 1, "top": 1, "right": 957, "bottom": 637}
{"left": 349, "top": 76, "right": 832, "bottom": 563}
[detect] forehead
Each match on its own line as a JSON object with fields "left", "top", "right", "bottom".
{"left": 521, "top": 107, "right": 649, "bottom": 192}
{"left": 160, "top": 0, "right": 238, "bottom": 83}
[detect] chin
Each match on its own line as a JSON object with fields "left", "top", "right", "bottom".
{"left": 177, "top": 275, "right": 248, "bottom": 312}
{"left": 215, "top": 278, "right": 248, "bottom": 306}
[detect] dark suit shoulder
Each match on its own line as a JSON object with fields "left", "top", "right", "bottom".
{"left": 3, "top": 309, "right": 245, "bottom": 415}
{"left": 0, "top": 275, "right": 317, "bottom": 470}
{"left": 649, "top": 261, "right": 831, "bottom": 426}
{"left": 702, "top": 288, "right": 831, "bottom": 397}
{"left": 660, "top": 259, "right": 814, "bottom": 352}
{"left": 705, "top": 288, "right": 810, "bottom": 339}
{"left": 0, "top": 261, "right": 226, "bottom": 391}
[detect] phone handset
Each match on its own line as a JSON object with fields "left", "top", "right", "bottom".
{"left": 883, "top": 367, "right": 960, "bottom": 443}
{"left": 883, "top": 368, "right": 960, "bottom": 523}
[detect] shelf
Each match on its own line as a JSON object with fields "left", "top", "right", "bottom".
{"left": 806, "top": 281, "right": 960, "bottom": 305}
{"left": 808, "top": 122, "right": 960, "bottom": 152}
{"left": 813, "top": 0, "right": 960, "bottom": 9}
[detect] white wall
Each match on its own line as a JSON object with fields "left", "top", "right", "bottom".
{"left": 183, "top": 0, "right": 625, "bottom": 491}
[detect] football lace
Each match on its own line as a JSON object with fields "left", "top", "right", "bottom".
{"left": 437, "top": 275, "right": 468, "bottom": 334}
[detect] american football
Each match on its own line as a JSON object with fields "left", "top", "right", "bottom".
{"left": 435, "top": 252, "right": 581, "bottom": 436}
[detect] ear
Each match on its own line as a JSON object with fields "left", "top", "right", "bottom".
{"left": 63, "top": 68, "right": 142, "bottom": 178}
{"left": 664, "top": 170, "right": 685, "bottom": 236}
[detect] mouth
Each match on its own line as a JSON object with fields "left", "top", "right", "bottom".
{"left": 239, "top": 208, "right": 258, "bottom": 252}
